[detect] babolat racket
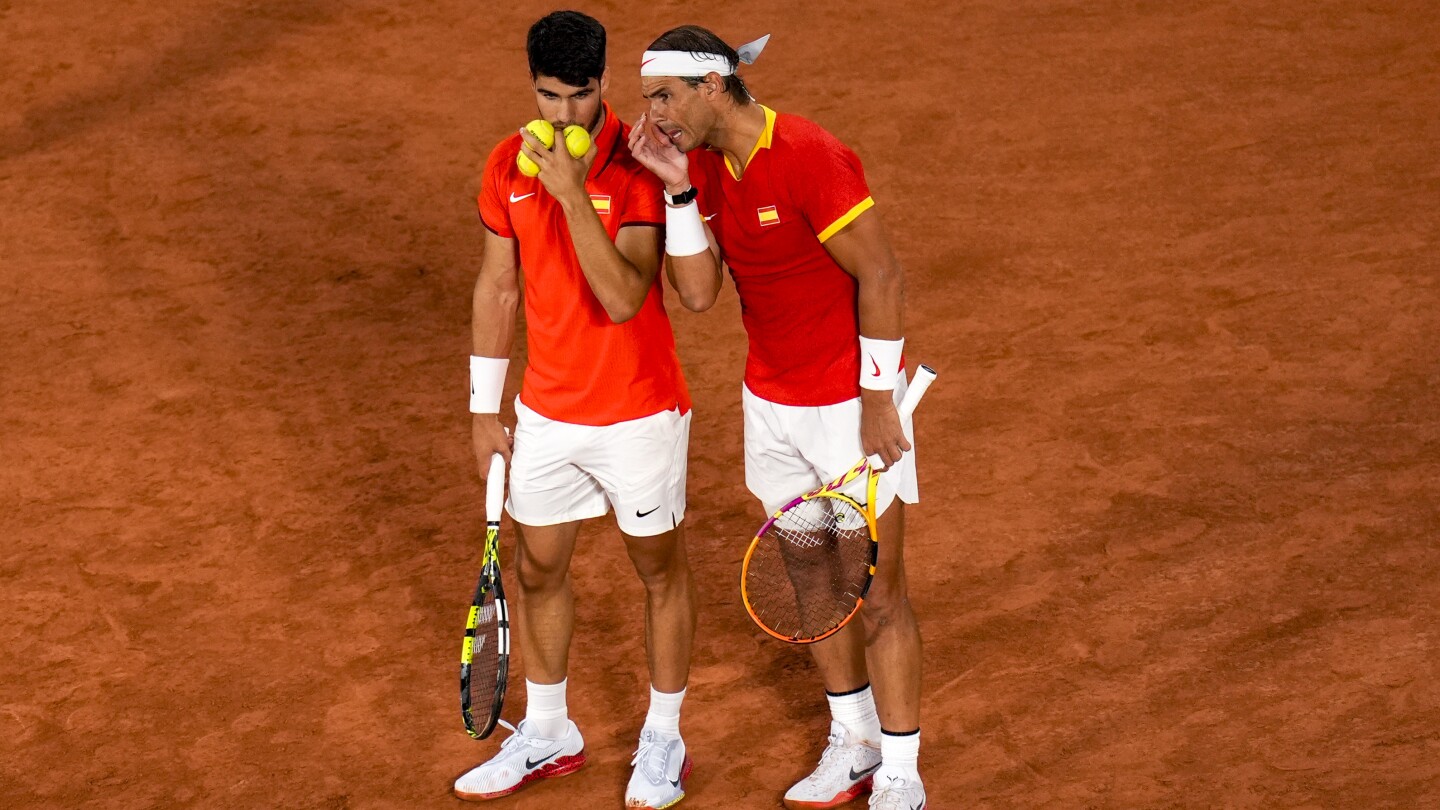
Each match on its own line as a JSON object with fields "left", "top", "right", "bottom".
{"left": 742, "top": 365, "right": 937, "bottom": 644}
{"left": 460, "top": 453, "right": 510, "bottom": 739}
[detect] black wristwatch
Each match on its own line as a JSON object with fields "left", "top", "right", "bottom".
{"left": 664, "top": 185, "right": 699, "bottom": 206}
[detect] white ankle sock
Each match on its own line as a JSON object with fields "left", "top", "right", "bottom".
{"left": 525, "top": 678, "right": 569, "bottom": 739}
{"left": 643, "top": 685, "right": 686, "bottom": 735}
{"left": 876, "top": 728, "right": 921, "bottom": 782}
{"left": 826, "top": 685, "right": 882, "bottom": 745}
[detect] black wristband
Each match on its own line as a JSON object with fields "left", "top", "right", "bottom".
{"left": 664, "top": 185, "right": 699, "bottom": 206}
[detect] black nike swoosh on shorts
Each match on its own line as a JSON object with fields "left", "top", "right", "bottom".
{"left": 525, "top": 751, "right": 559, "bottom": 770}
{"left": 636, "top": 506, "right": 660, "bottom": 518}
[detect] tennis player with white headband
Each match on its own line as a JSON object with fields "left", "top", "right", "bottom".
{"left": 631, "top": 26, "right": 928, "bottom": 810}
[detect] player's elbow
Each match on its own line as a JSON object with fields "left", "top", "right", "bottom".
{"left": 477, "top": 284, "right": 520, "bottom": 316}
{"left": 603, "top": 298, "right": 642, "bottom": 324}
{"left": 678, "top": 286, "right": 719, "bottom": 313}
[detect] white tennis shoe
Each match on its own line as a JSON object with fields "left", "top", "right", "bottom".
{"left": 867, "top": 772, "right": 926, "bottom": 809}
{"left": 453, "top": 719, "right": 586, "bottom": 801}
{"left": 625, "top": 728, "right": 693, "bottom": 808}
{"left": 783, "top": 721, "right": 882, "bottom": 809}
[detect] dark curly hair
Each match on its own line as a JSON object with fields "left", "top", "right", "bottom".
{"left": 527, "top": 11, "right": 606, "bottom": 88}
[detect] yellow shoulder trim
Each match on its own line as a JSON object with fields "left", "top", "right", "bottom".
{"left": 817, "top": 196, "right": 875, "bottom": 243}
{"left": 725, "top": 105, "right": 778, "bottom": 181}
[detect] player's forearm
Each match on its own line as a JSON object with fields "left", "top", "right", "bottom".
{"left": 665, "top": 245, "right": 722, "bottom": 311}
{"left": 855, "top": 259, "right": 905, "bottom": 341}
{"left": 559, "top": 198, "right": 651, "bottom": 322}
{"left": 471, "top": 272, "right": 519, "bottom": 358}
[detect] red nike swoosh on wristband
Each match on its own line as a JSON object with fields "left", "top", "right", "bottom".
{"left": 869, "top": 356, "right": 881, "bottom": 376}
{"left": 641, "top": 58, "right": 657, "bottom": 68}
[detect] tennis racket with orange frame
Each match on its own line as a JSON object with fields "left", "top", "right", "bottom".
{"left": 741, "top": 365, "right": 937, "bottom": 643}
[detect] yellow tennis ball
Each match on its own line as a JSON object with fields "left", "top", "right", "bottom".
{"left": 563, "top": 125, "right": 591, "bottom": 158}
{"left": 516, "top": 119, "right": 555, "bottom": 177}
{"left": 523, "top": 119, "right": 556, "bottom": 147}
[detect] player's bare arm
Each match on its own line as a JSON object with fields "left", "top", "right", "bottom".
{"left": 472, "top": 227, "right": 520, "bottom": 472}
{"left": 628, "top": 112, "right": 722, "bottom": 311}
{"left": 823, "top": 211, "right": 911, "bottom": 470}
{"left": 519, "top": 128, "right": 660, "bottom": 323}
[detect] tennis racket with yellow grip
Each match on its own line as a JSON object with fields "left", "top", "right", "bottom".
{"left": 742, "top": 365, "right": 937, "bottom": 644}
{"left": 460, "top": 453, "right": 510, "bottom": 739}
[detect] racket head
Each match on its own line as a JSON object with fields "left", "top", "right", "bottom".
{"left": 460, "top": 543, "right": 509, "bottom": 739}
{"left": 741, "top": 489, "right": 878, "bottom": 644}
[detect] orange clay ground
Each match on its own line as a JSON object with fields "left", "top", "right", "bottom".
{"left": 2, "top": 1, "right": 1437, "bottom": 807}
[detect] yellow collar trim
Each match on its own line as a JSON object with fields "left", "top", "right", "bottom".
{"left": 725, "top": 105, "right": 776, "bottom": 180}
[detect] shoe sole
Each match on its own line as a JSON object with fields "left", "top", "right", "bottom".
{"left": 627, "top": 755, "right": 694, "bottom": 809}
{"left": 454, "top": 750, "right": 587, "bottom": 801}
{"left": 781, "top": 773, "right": 874, "bottom": 810}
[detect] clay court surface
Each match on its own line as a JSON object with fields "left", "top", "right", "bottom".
{"left": 3, "top": 0, "right": 1438, "bottom": 807}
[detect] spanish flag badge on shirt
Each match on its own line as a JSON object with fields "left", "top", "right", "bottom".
{"left": 757, "top": 205, "right": 780, "bottom": 226}
{"left": 590, "top": 194, "right": 612, "bottom": 215}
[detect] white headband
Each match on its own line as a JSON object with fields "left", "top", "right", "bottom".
{"left": 641, "top": 34, "right": 770, "bottom": 78}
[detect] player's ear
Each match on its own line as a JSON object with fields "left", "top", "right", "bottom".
{"left": 703, "top": 72, "right": 722, "bottom": 98}
{"left": 600, "top": 67, "right": 610, "bottom": 95}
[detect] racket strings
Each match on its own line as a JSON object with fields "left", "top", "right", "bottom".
{"left": 465, "top": 587, "right": 503, "bottom": 708}
{"left": 747, "top": 497, "right": 873, "bottom": 640}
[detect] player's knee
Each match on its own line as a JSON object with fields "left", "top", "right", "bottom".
{"left": 515, "top": 548, "right": 568, "bottom": 594}
{"left": 860, "top": 584, "right": 913, "bottom": 630}
{"left": 624, "top": 534, "right": 687, "bottom": 591}
{"left": 631, "top": 550, "right": 686, "bottom": 594}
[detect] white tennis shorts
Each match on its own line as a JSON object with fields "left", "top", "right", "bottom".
{"left": 506, "top": 397, "right": 690, "bottom": 538}
{"left": 743, "top": 372, "right": 919, "bottom": 518}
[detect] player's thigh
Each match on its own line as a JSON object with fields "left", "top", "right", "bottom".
{"left": 582, "top": 407, "right": 690, "bottom": 538}
{"left": 743, "top": 385, "right": 823, "bottom": 514}
{"left": 794, "top": 375, "right": 920, "bottom": 518}
{"left": 507, "top": 397, "right": 610, "bottom": 528}
{"left": 867, "top": 503, "right": 910, "bottom": 601}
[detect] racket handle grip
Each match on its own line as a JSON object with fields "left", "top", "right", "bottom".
{"left": 485, "top": 453, "right": 506, "bottom": 523}
{"left": 897, "top": 364, "right": 937, "bottom": 421}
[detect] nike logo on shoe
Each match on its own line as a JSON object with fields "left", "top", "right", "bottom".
{"left": 510, "top": 192, "right": 535, "bottom": 203}
{"left": 636, "top": 506, "right": 660, "bottom": 518}
{"left": 849, "top": 763, "right": 881, "bottom": 782}
{"left": 525, "top": 751, "right": 559, "bottom": 769}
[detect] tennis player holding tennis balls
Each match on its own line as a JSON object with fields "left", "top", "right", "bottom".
{"left": 630, "top": 26, "right": 928, "bottom": 810}
{"left": 457, "top": 12, "right": 697, "bottom": 807}
{"left": 515, "top": 119, "right": 590, "bottom": 177}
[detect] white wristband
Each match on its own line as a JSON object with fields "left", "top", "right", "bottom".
{"left": 858, "top": 336, "right": 904, "bottom": 390}
{"left": 664, "top": 200, "right": 709, "bottom": 257}
{"left": 469, "top": 355, "right": 508, "bottom": 414}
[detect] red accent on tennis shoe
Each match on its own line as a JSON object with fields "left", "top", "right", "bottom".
{"left": 782, "top": 772, "right": 873, "bottom": 810}
{"left": 454, "top": 751, "right": 587, "bottom": 801}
